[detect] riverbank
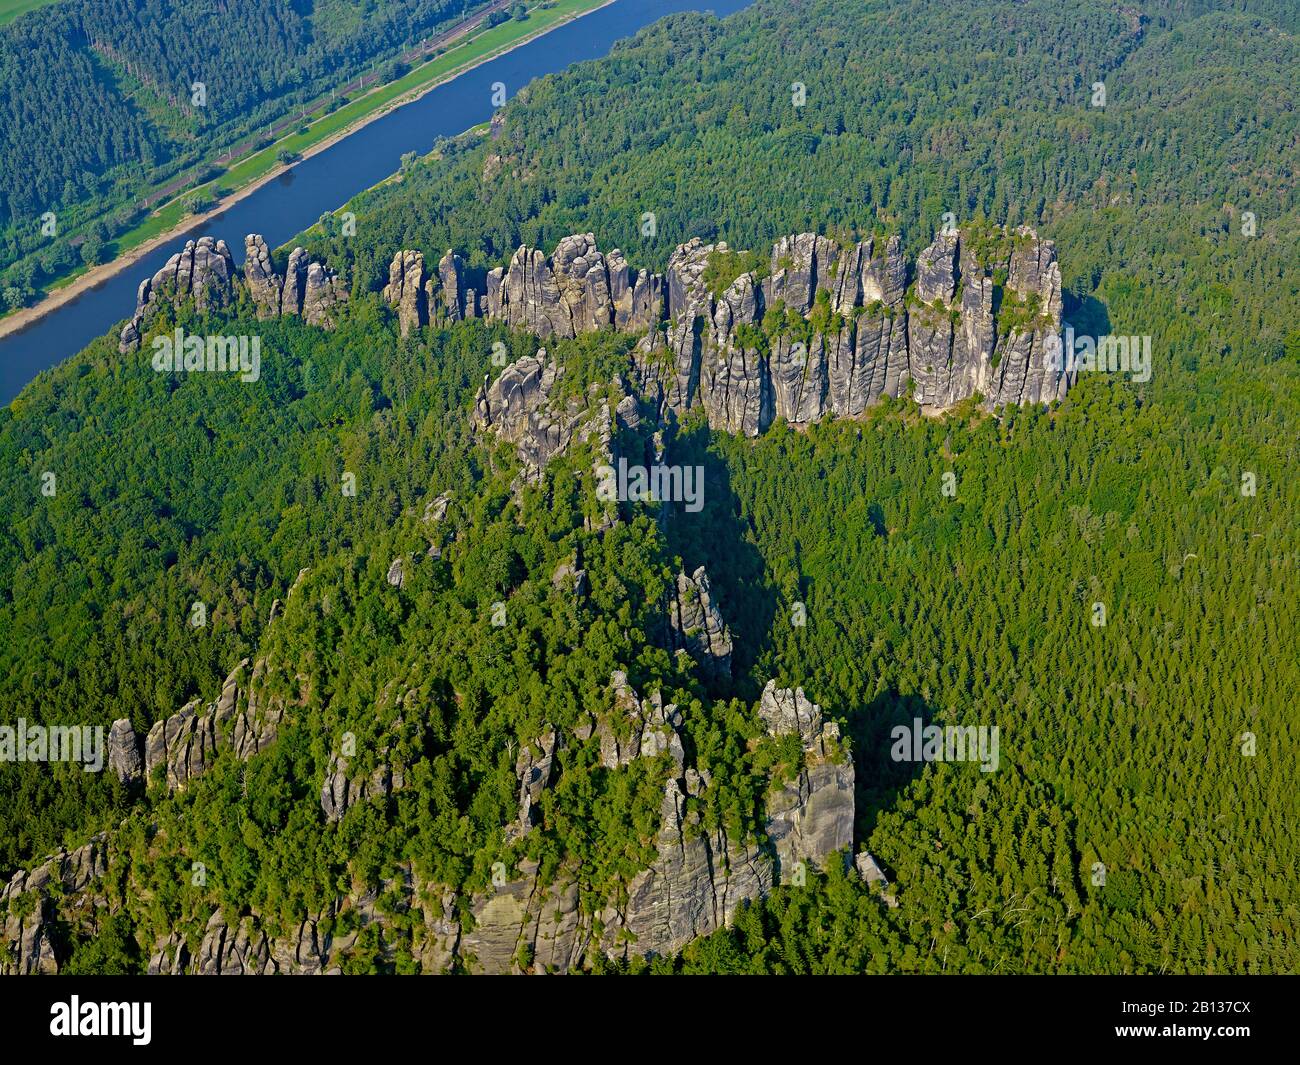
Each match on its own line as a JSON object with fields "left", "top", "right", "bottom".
{"left": 0, "top": 0, "right": 612, "bottom": 342}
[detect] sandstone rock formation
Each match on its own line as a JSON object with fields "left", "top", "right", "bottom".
{"left": 7, "top": 672, "right": 856, "bottom": 974}
{"left": 430, "top": 678, "right": 853, "bottom": 972}
{"left": 906, "top": 225, "right": 1066, "bottom": 407}
{"left": 108, "top": 716, "right": 142, "bottom": 784}
{"left": 758, "top": 681, "right": 855, "bottom": 876}
{"left": 108, "top": 658, "right": 285, "bottom": 792}
{"left": 855, "top": 851, "right": 889, "bottom": 886}
{"left": 508, "top": 729, "right": 558, "bottom": 839}
{"left": 667, "top": 566, "right": 734, "bottom": 680}
{"left": 319, "top": 750, "right": 404, "bottom": 823}
{"left": 118, "top": 236, "right": 236, "bottom": 351}
{"left": 1, "top": 834, "right": 109, "bottom": 975}
{"left": 597, "top": 671, "right": 685, "bottom": 771}
{"left": 118, "top": 223, "right": 1067, "bottom": 419}
{"left": 118, "top": 233, "right": 348, "bottom": 352}
{"left": 464, "top": 224, "right": 1069, "bottom": 432}
{"left": 438, "top": 250, "right": 471, "bottom": 320}
{"left": 382, "top": 249, "right": 428, "bottom": 337}
{"left": 471, "top": 349, "right": 619, "bottom": 484}
{"left": 302, "top": 261, "right": 346, "bottom": 328}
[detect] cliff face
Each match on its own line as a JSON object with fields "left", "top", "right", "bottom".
{"left": 104, "top": 657, "right": 286, "bottom": 793}
{"left": 2, "top": 366, "right": 856, "bottom": 973}
{"left": 69, "top": 220, "right": 1064, "bottom": 977}
{"left": 430, "top": 673, "right": 854, "bottom": 973}
{"left": 116, "top": 223, "right": 1067, "bottom": 422}
{"left": 389, "top": 223, "right": 1069, "bottom": 429}
{"left": 2, "top": 477, "right": 854, "bottom": 975}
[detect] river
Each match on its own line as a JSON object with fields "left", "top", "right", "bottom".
{"left": 0, "top": 0, "right": 752, "bottom": 405}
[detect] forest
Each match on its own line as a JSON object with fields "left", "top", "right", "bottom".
{"left": 0, "top": 0, "right": 1296, "bottom": 973}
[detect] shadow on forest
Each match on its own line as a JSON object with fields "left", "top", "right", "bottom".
{"left": 659, "top": 417, "right": 934, "bottom": 858}
{"left": 660, "top": 417, "right": 776, "bottom": 706}
{"left": 1062, "top": 291, "right": 1112, "bottom": 338}
{"left": 847, "top": 690, "right": 935, "bottom": 844}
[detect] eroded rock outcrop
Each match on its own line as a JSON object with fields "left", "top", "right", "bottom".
{"left": 667, "top": 566, "right": 733, "bottom": 680}
{"left": 383, "top": 250, "right": 428, "bottom": 337}
{"left": 302, "top": 261, "right": 346, "bottom": 328}
{"left": 11, "top": 671, "right": 856, "bottom": 975}
{"left": 438, "top": 250, "right": 472, "bottom": 321}
{"left": 466, "top": 224, "right": 1068, "bottom": 433}
{"left": 119, "top": 236, "right": 236, "bottom": 351}
{"left": 1, "top": 834, "right": 110, "bottom": 975}
{"left": 508, "top": 729, "right": 558, "bottom": 839}
{"left": 758, "top": 681, "right": 855, "bottom": 876}
{"left": 119, "top": 233, "right": 349, "bottom": 352}
{"left": 597, "top": 671, "right": 685, "bottom": 772}
{"left": 108, "top": 717, "right": 142, "bottom": 784}
{"left": 471, "top": 349, "right": 620, "bottom": 484}
{"left": 436, "top": 677, "right": 853, "bottom": 971}
{"left": 319, "top": 750, "right": 404, "bottom": 824}
{"left": 128, "top": 658, "right": 284, "bottom": 792}
{"left": 907, "top": 225, "right": 1066, "bottom": 407}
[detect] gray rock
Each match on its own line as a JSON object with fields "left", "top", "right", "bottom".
{"left": 118, "top": 236, "right": 236, "bottom": 351}
{"left": 551, "top": 558, "right": 587, "bottom": 598}
{"left": 602, "top": 777, "right": 774, "bottom": 961}
{"left": 383, "top": 250, "right": 428, "bottom": 337}
{"left": 302, "top": 261, "right": 345, "bottom": 327}
{"left": 195, "top": 910, "right": 272, "bottom": 975}
{"left": 107, "top": 718, "right": 142, "bottom": 785}
{"left": 423, "top": 492, "right": 452, "bottom": 524}
{"left": 552, "top": 232, "right": 613, "bottom": 334}
{"left": 855, "top": 852, "right": 889, "bottom": 886}
{"left": 767, "top": 232, "right": 840, "bottom": 315}
{"left": 0, "top": 834, "right": 110, "bottom": 974}
{"left": 494, "top": 244, "right": 572, "bottom": 337}
{"left": 471, "top": 350, "right": 619, "bottom": 483}
{"left": 142, "top": 659, "right": 282, "bottom": 792}
{"left": 510, "top": 730, "right": 557, "bottom": 838}
{"left": 758, "top": 681, "right": 855, "bottom": 876}
{"left": 438, "top": 250, "right": 467, "bottom": 321}
{"left": 597, "top": 672, "right": 683, "bottom": 771}
{"left": 281, "top": 247, "right": 308, "bottom": 317}
{"left": 319, "top": 730, "right": 406, "bottom": 823}
{"left": 243, "top": 234, "right": 282, "bottom": 319}
{"left": 915, "top": 231, "right": 959, "bottom": 305}
{"left": 700, "top": 271, "right": 771, "bottom": 436}
{"left": 147, "top": 932, "right": 189, "bottom": 975}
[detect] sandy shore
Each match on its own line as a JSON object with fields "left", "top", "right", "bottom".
{"left": 0, "top": 0, "right": 615, "bottom": 341}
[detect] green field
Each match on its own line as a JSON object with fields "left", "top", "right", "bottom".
{"left": 0, "top": 0, "right": 59, "bottom": 28}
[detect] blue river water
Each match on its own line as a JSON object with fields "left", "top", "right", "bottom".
{"left": 0, "top": 0, "right": 752, "bottom": 404}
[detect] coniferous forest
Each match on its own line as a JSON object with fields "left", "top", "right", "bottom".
{"left": 0, "top": 0, "right": 1296, "bottom": 980}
